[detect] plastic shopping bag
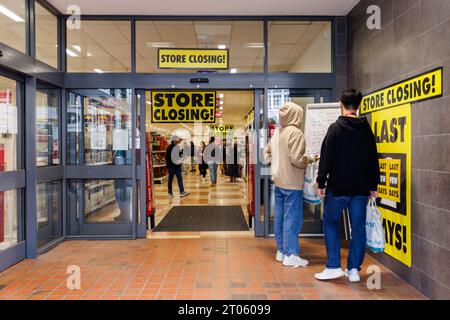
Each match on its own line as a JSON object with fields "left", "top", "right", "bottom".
{"left": 303, "top": 162, "right": 321, "bottom": 205}
{"left": 366, "top": 198, "right": 386, "bottom": 253}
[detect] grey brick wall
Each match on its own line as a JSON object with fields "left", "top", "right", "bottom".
{"left": 347, "top": 0, "right": 450, "bottom": 299}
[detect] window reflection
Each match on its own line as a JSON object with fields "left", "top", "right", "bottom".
{"left": 0, "top": 75, "right": 18, "bottom": 172}
{"left": 0, "top": 0, "right": 26, "bottom": 53}
{"left": 35, "top": 2, "right": 58, "bottom": 69}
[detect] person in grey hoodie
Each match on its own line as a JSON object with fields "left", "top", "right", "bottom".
{"left": 264, "top": 102, "right": 316, "bottom": 268}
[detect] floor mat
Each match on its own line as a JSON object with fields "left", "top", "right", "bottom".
{"left": 153, "top": 206, "right": 249, "bottom": 232}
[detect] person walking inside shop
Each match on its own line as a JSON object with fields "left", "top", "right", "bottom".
{"left": 166, "top": 135, "right": 190, "bottom": 198}
{"left": 206, "top": 136, "right": 219, "bottom": 187}
{"left": 198, "top": 141, "right": 208, "bottom": 181}
{"left": 314, "top": 89, "right": 380, "bottom": 283}
{"left": 190, "top": 141, "right": 196, "bottom": 172}
{"left": 264, "top": 102, "right": 316, "bottom": 268}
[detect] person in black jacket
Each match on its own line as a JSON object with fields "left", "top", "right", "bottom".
{"left": 166, "top": 135, "right": 189, "bottom": 198}
{"left": 314, "top": 89, "right": 380, "bottom": 283}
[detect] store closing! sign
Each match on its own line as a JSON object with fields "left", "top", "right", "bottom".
{"left": 151, "top": 91, "right": 216, "bottom": 123}
{"left": 209, "top": 125, "right": 234, "bottom": 136}
{"left": 158, "top": 49, "right": 229, "bottom": 70}
{"left": 361, "top": 67, "right": 443, "bottom": 115}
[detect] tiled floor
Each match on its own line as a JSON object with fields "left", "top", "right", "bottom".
{"left": 0, "top": 168, "right": 427, "bottom": 300}
{"left": 0, "top": 238, "right": 425, "bottom": 300}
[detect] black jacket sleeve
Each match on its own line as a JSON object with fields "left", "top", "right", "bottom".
{"left": 316, "top": 124, "right": 337, "bottom": 189}
{"left": 367, "top": 126, "right": 380, "bottom": 191}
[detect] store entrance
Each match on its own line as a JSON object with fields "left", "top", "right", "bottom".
{"left": 142, "top": 90, "right": 260, "bottom": 237}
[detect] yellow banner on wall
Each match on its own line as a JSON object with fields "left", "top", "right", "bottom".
{"left": 361, "top": 67, "right": 443, "bottom": 114}
{"left": 371, "top": 104, "right": 411, "bottom": 267}
{"left": 158, "top": 49, "right": 229, "bottom": 70}
{"left": 151, "top": 91, "right": 216, "bottom": 123}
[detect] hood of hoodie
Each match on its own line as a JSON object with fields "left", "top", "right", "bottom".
{"left": 336, "top": 116, "right": 371, "bottom": 140}
{"left": 279, "top": 102, "right": 303, "bottom": 128}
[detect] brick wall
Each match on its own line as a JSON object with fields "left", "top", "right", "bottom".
{"left": 347, "top": 0, "right": 450, "bottom": 299}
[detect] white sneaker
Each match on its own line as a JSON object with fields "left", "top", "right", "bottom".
{"left": 314, "top": 268, "right": 346, "bottom": 281}
{"left": 180, "top": 192, "right": 190, "bottom": 198}
{"left": 276, "top": 251, "right": 284, "bottom": 262}
{"left": 282, "top": 255, "right": 309, "bottom": 268}
{"left": 345, "top": 268, "right": 361, "bottom": 283}
{"left": 168, "top": 193, "right": 174, "bottom": 199}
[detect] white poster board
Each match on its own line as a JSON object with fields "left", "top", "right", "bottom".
{"left": 304, "top": 103, "right": 341, "bottom": 156}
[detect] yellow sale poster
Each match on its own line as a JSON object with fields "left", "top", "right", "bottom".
{"left": 371, "top": 104, "right": 411, "bottom": 267}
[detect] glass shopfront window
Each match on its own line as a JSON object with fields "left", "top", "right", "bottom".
{"left": 67, "top": 179, "right": 132, "bottom": 235}
{"left": 136, "top": 21, "right": 264, "bottom": 73}
{"left": 37, "top": 181, "right": 61, "bottom": 247}
{"left": 36, "top": 87, "right": 60, "bottom": 167}
{"left": 0, "top": 75, "right": 18, "bottom": 172}
{"left": 0, "top": 189, "right": 18, "bottom": 251}
{"left": 66, "top": 20, "right": 131, "bottom": 73}
{"left": 268, "top": 21, "right": 332, "bottom": 73}
{"left": 35, "top": 2, "right": 58, "bottom": 69}
{"left": 67, "top": 89, "right": 132, "bottom": 165}
{"left": 0, "top": 0, "right": 26, "bottom": 53}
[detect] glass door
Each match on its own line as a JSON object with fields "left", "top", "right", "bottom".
{"left": 264, "top": 89, "right": 332, "bottom": 237}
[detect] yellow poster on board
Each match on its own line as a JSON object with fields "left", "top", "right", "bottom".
{"left": 371, "top": 104, "right": 411, "bottom": 267}
{"left": 158, "top": 49, "right": 229, "bottom": 70}
{"left": 151, "top": 91, "right": 216, "bottom": 123}
{"left": 361, "top": 67, "right": 442, "bottom": 114}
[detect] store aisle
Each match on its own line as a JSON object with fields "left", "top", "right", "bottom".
{"left": 150, "top": 169, "right": 251, "bottom": 237}
{"left": 0, "top": 238, "right": 426, "bottom": 300}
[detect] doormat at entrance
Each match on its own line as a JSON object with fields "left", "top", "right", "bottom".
{"left": 153, "top": 206, "right": 249, "bottom": 232}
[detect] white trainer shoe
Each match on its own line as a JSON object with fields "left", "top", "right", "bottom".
{"left": 276, "top": 251, "right": 284, "bottom": 262}
{"left": 282, "top": 255, "right": 309, "bottom": 268}
{"left": 314, "top": 268, "right": 346, "bottom": 281}
{"left": 345, "top": 268, "right": 361, "bottom": 283}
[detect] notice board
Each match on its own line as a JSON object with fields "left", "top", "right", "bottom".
{"left": 303, "top": 103, "right": 341, "bottom": 156}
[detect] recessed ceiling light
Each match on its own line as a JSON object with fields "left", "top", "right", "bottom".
{"left": 72, "top": 45, "right": 81, "bottom": 52}
{"left": 66, "top": 49, "right": 78, "bottom": 57}
{"left": 244, "top": 42, "right": 264, "bottom": 48}
{"left": 218, "top": 44, "right": 226, "bottom": 50}
{"left": 230, "top": 68, "right": 237, "bottom": 74}
{"left": 220, "top": 101, "right": 224, "bottom": 105}
{"left": 87, "top": 52, "right": 93, "bottom": 57}
{"left": 147, "top": 42, "right": 174, "bottom": 48}
{"left": 0, "top": 4, "right": 24, "bottom": 22}
{"left": 93, "top": 69, "right": 104, "bottom": 73}
{"left": 219, "top": 94, "right": 224, "bottom": 98}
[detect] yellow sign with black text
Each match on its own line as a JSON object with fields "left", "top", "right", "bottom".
{"left": 151, "top": 91, "right": 216, "bottom": 123}
{"left": 209, "top": 125, "right": 234, "bottom": 136}
{"left": 361, "top": 67, "right": 443, "bottom": 114}
{"left": 158, "top": 49, "right": 229, "bottom": 70}
{"left": 371, "top": 104, "right": 411, "bottom": 267}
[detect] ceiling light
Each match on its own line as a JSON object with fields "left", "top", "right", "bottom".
{"left": 244, "top": 42, "right": 264, "bottom": 48}
{"left": 220, "top": 101, "right": 224, "bottom": 105}
{"left": 230, "top": 68, "right": 237, "bottom": 74}
{"left": 93, "top": 69, "right": 104, "bottom": 73}
{"left": 87, "top": 52, "right": 93, "bottom": 57}
{"left": 219, "top": 107, "right": 223, "bottom": 110}
{"left": 148, "top": 42, "right": 174, "bottom": 48}
{"left": 219, "top": 94, "right": 224, "bottom": 98}
{"left": 66, "top": 49, "right": 78, "bottom": 57}
{"left": 72, "top": 45, "right": 81, "bottom": 52}
{"left": 218, "top": 44, "right": 226, "bottom": 50}
{"left": 0, "top": 4, "right": 25, "bottom": 22}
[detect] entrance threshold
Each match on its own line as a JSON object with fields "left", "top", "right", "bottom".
{"left": 147, "top": 230, "right": 253, "bottom": 239}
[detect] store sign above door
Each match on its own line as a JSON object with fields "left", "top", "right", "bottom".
{"left": 151, "top": 91, "right": 216, "bottom": 123}
{"left": 158, "top": 48, "right": 229, "bottom": 70}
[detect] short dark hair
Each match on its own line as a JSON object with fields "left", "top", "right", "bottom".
{"left": 340, "top": 89, "right": 363, "bottom": 110}
{"left": 210, "top": 136, "right": 215, "bottom": 143}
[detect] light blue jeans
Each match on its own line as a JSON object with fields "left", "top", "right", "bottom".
{"left": 208, "top": 163, "right": 218, "bottom": 184}
{"left": 274, "top": 186, "right": 303, "bottom": 257}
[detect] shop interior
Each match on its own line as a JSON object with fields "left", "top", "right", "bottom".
{"left": 144, "top": 90, "right": 255, "bottom": 236}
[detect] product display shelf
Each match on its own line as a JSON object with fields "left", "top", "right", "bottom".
{"left": 84, "top": 180, "right": 116, "bottom": 216}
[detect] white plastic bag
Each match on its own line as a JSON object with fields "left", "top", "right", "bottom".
{"left": 366, "top": 198, "right": 385, "bottom": 253}
{"left": 303, "top": 162, "right": 321, "bottom": 205}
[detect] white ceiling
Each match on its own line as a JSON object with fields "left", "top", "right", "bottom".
{"left": 48, "top": 0, "right": 360, "bottom": 16}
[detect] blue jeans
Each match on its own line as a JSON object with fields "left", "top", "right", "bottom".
{"left": 274, "top": 186, "right": 303, "bottom": 256}
{"left": 208, "top": 163, "right": 218, "bottom": 184}
{"left": 323, "top": 191, "right": 368, "bottom": 271}
{"left": 168, "top": 167, "right": 184, "bottom": 195}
